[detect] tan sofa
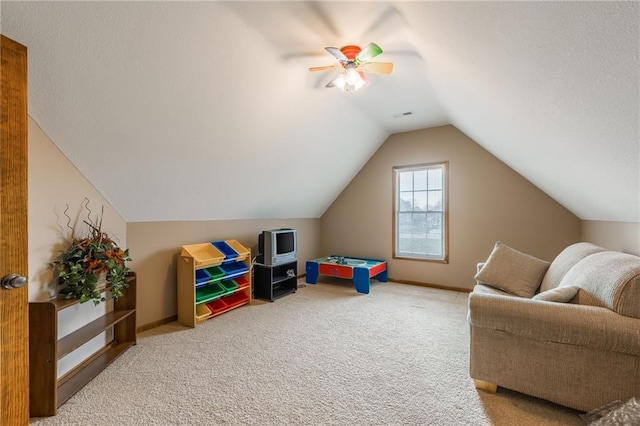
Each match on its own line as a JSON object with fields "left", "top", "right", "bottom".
{"left": 468, "top": 242, "right": 640, "bottom": 412}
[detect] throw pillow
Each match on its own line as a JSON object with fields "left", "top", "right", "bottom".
{"left": 474, "top": 241, "right": 550, "bottom": 298}
{"left": 533, "top": 285, "right": 580, "bottom": 302}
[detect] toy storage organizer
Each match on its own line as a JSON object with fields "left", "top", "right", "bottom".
{"left": 177, "top": 240, "right": 251, "bottom": 327}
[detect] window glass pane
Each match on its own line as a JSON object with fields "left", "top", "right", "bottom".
{"left": 413, "top": 191, "right": 427, "bottom": 211}
{"left": 411, "top": 213, "right": 427, "bottom": 236}
{"left": 426, "top": 212, "right": 442, "bottom": 232}
{"left": 397, "top": 212, "right": 413, "bottom": 253}
{"left": 428, "top": 168, "right": 442, "bottom": 190}
{"left": 427, "top": 190, "right": 442, "bottom": 211}
{"left": 399, "top": 192, "right": 413, "bottom": 211}
{"left": 411, "top": 213, "right": 427, "bottom": 254}
{"left": 426, "top": 212, "right": 443, "bottom": 256}
{"left": 398, "top": 213, "right": 428, "bottom": 255}
{"left": 414, "top": 170, "right": 427, "bottom": 191}
{"left": 399, "top": 171, "right": 413, "bottom": 192}
{"left": 398, "top": 212, "right": 412, "bottom": 225}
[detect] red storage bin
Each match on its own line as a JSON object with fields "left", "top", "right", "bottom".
{"left": 221, "top": 291, "right": 249, "bottom": 309}
{"left": 206, "top": 298, "right": 227, "bottom": 314}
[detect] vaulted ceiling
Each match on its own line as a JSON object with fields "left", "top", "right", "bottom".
{"left": 2, "top": 1, "right": 638, "bottom": 222}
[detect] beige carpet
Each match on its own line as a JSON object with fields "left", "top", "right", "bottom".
{"left": 30, "top": 279, "right": 584, "bottom": 425}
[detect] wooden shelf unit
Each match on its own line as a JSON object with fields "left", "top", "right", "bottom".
{"left": 177, "top": 240, "right": 252, "bottom": 327}
{"left": 29, "top": 273, "right": 137, "bottom": 417}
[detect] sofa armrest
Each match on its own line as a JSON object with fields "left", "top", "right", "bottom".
{"left": 468, "top": 291, "right": 640, "bottom": 357}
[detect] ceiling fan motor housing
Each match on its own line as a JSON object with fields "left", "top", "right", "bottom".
{"left": 340, "top": 45, "right": 362, "bottom": 61}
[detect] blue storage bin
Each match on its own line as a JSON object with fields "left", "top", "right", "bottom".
{"left": 225, "top": 240, "right": 250, "bottom": 261}
{"left": 220, "top": 262, "right": 249, "bottom": 279}
{"left": 212, "top": 241, "right": 239, "bottom": 263}
{"left": 195, "top": 269, "right": 210, "bottom": 285}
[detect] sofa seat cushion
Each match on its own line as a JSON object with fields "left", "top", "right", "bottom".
{"left": 472, "top": 283, "right": 514, "bottom": 297}
{"left": 474, "top": 241, "right": 550, "bottom": 298}
{"left": 539, "top": 242, "right": 606, "bottom": 292}
{"left": 559, "top": 251, "right": 640, "bottom": 319}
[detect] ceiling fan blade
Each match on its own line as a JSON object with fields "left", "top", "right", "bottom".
{"left": 325, "top": 76, "right": 340, "bottom": 88}
{"left": 309, "top": 65, "right": 340, "bottom": 72}
{"left": 356, "top": 42, "right": 383, "bottom": 62}
{"left": 360, "top": 62, "right": 394, "bottom": 74}
{"left": 325, "top": 47, "right": 348, "bottom": 63}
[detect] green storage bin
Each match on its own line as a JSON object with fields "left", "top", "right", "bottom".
{"left": 204, "top": 265, "right": 224, "bottom": 282}
{"left": 195, "top": 282, "right": 225, "bottom": 304}
{"left": 220, "top": 279, "right": 239, "bottom": 293}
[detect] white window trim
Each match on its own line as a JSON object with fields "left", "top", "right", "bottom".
{"left": 392, "top": 162, "right": 449, "bottom": 263}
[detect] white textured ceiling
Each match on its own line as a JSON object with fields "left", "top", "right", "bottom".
{"left": 1, "top": 1, "right": 638, "bottom": 222}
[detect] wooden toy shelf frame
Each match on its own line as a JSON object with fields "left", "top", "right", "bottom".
{"left": 177, "top": 240, "right": 252, "bottom": 328}
{"left": 29, "top": 273, "right": 137, "bottom": 417}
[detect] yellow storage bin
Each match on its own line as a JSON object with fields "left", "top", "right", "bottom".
{"left": 195, "top": 303, "right": 212, "bottom": 321}
{"left": 181, "top": 243, "right": 224, "bottom": 267}
{"left": 225, "top": 240, "right": 250, "bottom": 261}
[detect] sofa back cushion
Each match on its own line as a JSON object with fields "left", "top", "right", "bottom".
{"left": 559, "top": 251, "right": 640, "bottom": 318}
{"left": 540, "top": 242, "right": 607, "bottom": 292}
{"left": 474, "top": 241, "right": 550, "bottom": 298}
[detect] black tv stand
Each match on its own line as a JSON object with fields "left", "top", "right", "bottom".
{"left": 254, "top": 260, "right": 297, "bottom": 302}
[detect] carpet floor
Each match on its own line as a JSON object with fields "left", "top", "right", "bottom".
{"left": 30, "top": 279, "right": 584, "bottom": 425}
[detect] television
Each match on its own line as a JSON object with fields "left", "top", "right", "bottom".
{"left": 259, "top": 228, "right": 297, "bottom": 266}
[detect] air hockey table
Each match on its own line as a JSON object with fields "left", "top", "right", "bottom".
{"left": 305, "top": 255, "right": 387, "bottom": 294}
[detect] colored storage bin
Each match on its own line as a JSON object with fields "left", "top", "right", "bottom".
{"left": 195, "top": 282, "right": 225, "bottom": 304}
{"left": 206, "top": 298, "right": 227, "bottom": 314}
{"left": 204, "top": 265, "right": 224, "bottom": 282}
{"left": 181, "top": 243, "right": 224, "bottom": 267}
{"left": 220, "top": 279, "right": 239, "bottom": 293}
{"left": 225, "top": 240, "right": 250, "bottom": 261}
{"left": 234, "top": 276, "right": 249, "bottom": 289}
{"left": 195, "top": 269, "right": 210, "bottom": 285}
{"left": 212, "top": 241, "right": 238, "bottom": 263}
{"left": 195, "top": 304, "right": 212, "bottom": 321}
{"left": 221, "top": 291, "right": 249, "bottom": 309}
{"left": 220, "top": 262, "right": 249, "bottom": 279}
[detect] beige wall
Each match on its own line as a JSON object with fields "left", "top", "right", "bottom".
{"left": 28, "top": 117, "right": 127, "bottom": 300}
{"left": 28, "top": 117, "right": 127, "bottom": 376}
{"left": 320, "top": 125, "right": 581, "bottom": 290}
{"left": 127, "top": 219, "right": 320, "bottom": 328}
{"left": 582, "top": 221, "right": 640, "bottom": 255}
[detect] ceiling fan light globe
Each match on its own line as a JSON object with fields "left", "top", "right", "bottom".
{"left": 328, "top": 73, "right": 347, "bottom": 91}
{"left": 329, "top": 68, "right": 369, "bottom": 93}
{"left": 345, "top": 67, "right": 362, "bottom": 85}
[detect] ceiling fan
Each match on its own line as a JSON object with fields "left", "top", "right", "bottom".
{"left": 309, "top": 42, "right": 393, "bottom": 93}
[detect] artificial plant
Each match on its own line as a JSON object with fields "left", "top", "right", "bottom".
{"left": 51, "top": 202, "right": 131, "bottom": 305}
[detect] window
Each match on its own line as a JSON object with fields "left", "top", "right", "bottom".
{"left": 393, "top": 162, "right": 448, "bottom": 262}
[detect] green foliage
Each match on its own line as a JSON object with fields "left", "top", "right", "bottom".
{"left": 52, "top": 221, "right": 131, "bottom": 305}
